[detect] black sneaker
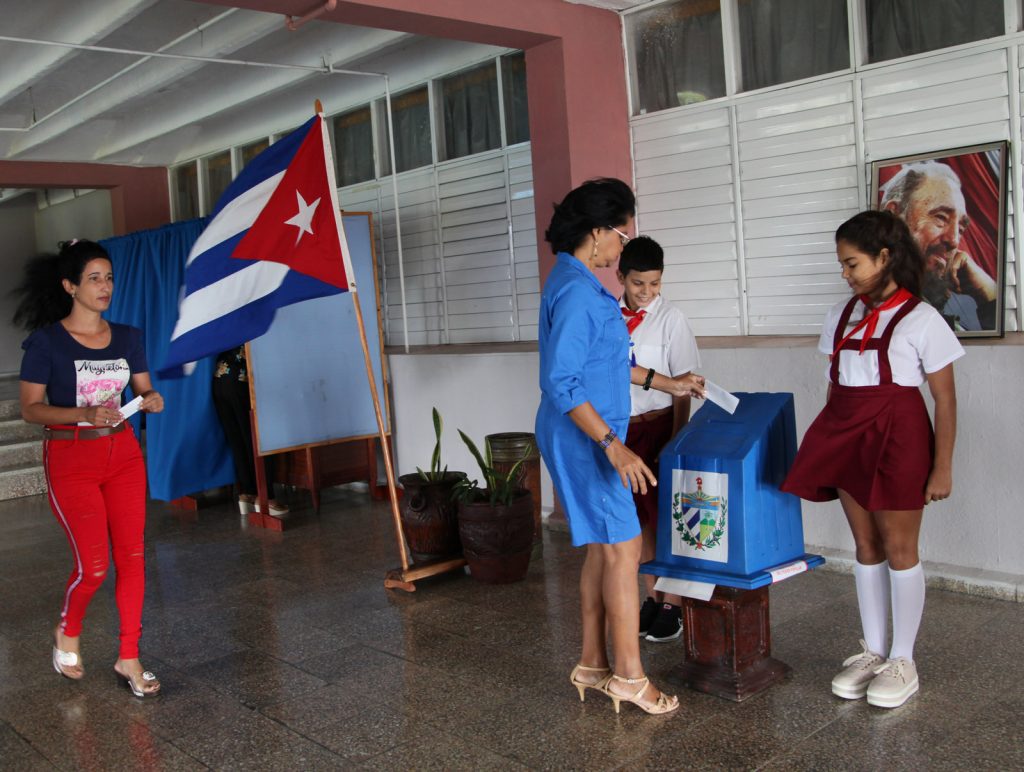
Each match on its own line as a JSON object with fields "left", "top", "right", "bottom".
{"left": 639, "top": 597, "right": 659, "bottom": 637}
{"left": 645, "top": 603, "right": 682, "bottom": 642}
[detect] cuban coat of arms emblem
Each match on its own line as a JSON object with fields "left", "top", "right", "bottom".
{"left": 671, "top": 469, "right": 728, "bottom": 563}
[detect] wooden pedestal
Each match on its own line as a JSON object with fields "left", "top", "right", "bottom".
{"left": 274, "top": 437, "right": 384, "bottom": 512}
{"left": 675, "top": 585, "right": 789, "bottom": 702}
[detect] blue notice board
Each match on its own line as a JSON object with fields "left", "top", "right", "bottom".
{"left": 248, "top": 212, "right": 389, "bottom": 454}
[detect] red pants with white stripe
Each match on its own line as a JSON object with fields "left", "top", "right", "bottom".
{"left": 44, "top": 427, "right": 148, "bottom": 659}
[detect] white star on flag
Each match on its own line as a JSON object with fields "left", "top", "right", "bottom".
{"left": 284, "top": 190, "right": 321, "bottom": 245}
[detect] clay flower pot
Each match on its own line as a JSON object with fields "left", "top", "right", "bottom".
{"left": 456, "top": 489, "right": 534, "bottom": 583}
{"left": 398, "top": 472, "right": 466, "bottom": 563}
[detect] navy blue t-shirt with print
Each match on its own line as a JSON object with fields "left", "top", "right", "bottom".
{"left": 20, "top": 323, "right": 148, "bottom": 422}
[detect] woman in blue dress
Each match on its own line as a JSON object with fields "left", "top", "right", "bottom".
{"left": 536, "top": 179, "right": 702, "bottom": 715}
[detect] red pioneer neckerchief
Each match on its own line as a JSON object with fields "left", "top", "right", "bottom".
{"left": 832, "top": 287, "right": 913, "bottom": 357}
{"left": 621, "top": 306, "right": 647, "bottom": 335}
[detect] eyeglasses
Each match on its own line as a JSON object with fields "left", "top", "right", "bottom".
{"left": 607, "top": 226, "right": 630, "bottom": 246}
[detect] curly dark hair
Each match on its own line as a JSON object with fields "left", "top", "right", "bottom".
{"left": 12, "top": 240, "right": 111, "bottom": 331}
{"left": 544, "top": 178, "right": 635, "bottom": 255}
{"left": 835, "top": 210, "right": 924, "bottom": 297}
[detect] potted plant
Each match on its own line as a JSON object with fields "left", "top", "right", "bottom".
{"left": 452, "top": 430, "right": 535, "bottom": 584}
{"left": 398, "top": 408, "right": 466, "bottom": 563}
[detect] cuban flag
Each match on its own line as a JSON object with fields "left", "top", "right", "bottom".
{"left": 160, "top": 114, "right": 355, "bottom": 377}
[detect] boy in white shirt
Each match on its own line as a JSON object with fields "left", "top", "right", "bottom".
{"left": 618, "top": 236, "right": 701, "bottom": 642}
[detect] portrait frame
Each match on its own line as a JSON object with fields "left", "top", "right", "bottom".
{"left": 870, "top": 141, "right": 1008, "bottom": 338}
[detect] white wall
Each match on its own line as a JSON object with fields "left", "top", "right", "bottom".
{"left": 33, "top": 189, "right": 113, "bottom": 254}
{"left": 389, "top": 342, "right": 1024, "bottom": 580}
{"left": 0, "top": 196, "right": 39, "bottom": 374}
{"left": 389, "top": 351, "right": 551, "bottom": 507}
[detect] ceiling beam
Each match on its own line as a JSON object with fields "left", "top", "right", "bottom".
{"left": 94, "top": 26, "right": 411, "bottom": 161}
{"left": 0, "top": 0, "right": 159, "bottom": 111}
{"left": 8, "top": 10, "right": 284, "bottom": 157}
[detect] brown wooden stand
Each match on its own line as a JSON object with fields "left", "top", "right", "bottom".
{"left": 675, "top": 585, "right": 789, "bottom": 702}
{"left": 383, "top": 557, "right": 467, "bottom": 592}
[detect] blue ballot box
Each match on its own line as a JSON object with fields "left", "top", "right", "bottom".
{"left": 641, "top": 392, "right": 823, "bottom": 590}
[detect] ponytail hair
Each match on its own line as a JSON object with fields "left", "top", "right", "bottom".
{"left": 835, "top": 210, "right": 924, "bottom": 297}
{"left": 12, "top": 240, "right": 109, "bottom": 331}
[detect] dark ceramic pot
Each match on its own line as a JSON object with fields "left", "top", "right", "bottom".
{"left": 456, "top": 489, "right": 534, "bottom": 584}
{"left": 398, "top": 472, "right": 466, "bottom": 563}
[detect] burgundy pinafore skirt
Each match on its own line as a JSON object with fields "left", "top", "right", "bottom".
{"left": 782, "top": 296, "right": 934, "bottom": 512}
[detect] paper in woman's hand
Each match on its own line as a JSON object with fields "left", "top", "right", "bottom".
{"left": 118, "top": 395, "right": 144, "bottom": 421}
{"left": 704, "top": 381, "right": 740, "bottom": 414}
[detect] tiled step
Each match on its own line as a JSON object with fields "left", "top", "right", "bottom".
{"left": 0, "top": 439, "right": 42, "bottom": 471}
{"left": 0, "top": 399, "right": 46, "bottom": 500}
{"left": 0, "top": 462, "right": 47, "bottom": 500}
{"left": 0, "top": 398, "right": 22, "bottom": 421}
{"left": 0, "top": 418, "right": 41, "bottom": 443}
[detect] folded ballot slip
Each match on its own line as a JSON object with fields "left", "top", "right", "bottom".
{"left": 704, "top": 380, "right": 740, "bottom": 415}
{"left": 118, "top": 395, "right": 144, "bottom": 421}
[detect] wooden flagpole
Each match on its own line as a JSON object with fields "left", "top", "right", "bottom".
{"left": 317, "top": 100, "right": 464, "bottom": 591}
{"left": 348, "top": 287, "right": 466, "bottom": 592}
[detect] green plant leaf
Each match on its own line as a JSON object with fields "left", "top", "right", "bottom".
{"left": 458, "top": 429, "right": 491, "bottom": 484}
{"left": 429, "top": 407, "right": 444, "bottom": 476}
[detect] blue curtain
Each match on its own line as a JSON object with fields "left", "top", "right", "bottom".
{"left": 101, "top": 220, "right": 235, "bottom": 501}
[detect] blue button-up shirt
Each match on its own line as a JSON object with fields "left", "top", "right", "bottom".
{"left": 535, "top": 252, "right": 637, "bottom": 546}
{"left": 538, "top": 252, "right": 631, "bottom": 423}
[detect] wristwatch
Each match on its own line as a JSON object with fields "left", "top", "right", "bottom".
{"left": 598, "top": 429, "right": 617, "bottom": 449}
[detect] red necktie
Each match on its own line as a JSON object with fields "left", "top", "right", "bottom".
{"left": 832, "top": 288, "right": 913, "bottom": 357}
{"left": 621, "top": 307, "right": 646, "bottom": 335}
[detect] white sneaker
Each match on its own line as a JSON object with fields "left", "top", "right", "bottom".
{"left": 866, "top": 657, "right": 919, "bottom": 708}
{"left": 831, "top": 640, "right": 885, "bottom": 699}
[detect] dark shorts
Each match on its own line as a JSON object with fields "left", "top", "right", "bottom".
{"left": 624, "top": 409, "right": 674, "bottom": 529}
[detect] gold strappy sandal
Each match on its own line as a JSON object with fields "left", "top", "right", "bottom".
{"left": 569, "top": 664, "right": 611, "bottom": 702}
{"left": 604, "top": 674, "right": 679, "bottom": 715}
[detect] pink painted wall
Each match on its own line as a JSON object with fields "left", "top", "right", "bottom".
{"left": 203, "top": 0, "right": 633, "bottom": 291}
{"left": 0, "top": 161, "right": 170, "bottom": 235}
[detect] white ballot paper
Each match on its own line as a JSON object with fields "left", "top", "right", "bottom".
{"left": 118, "top": 395, "right": 144, "bottom": 421}
{"left": 655, "top": 577, "right": 716, "bottom": 602}
{"left": 704, "top": 380, "right": 740, "bottom": 415}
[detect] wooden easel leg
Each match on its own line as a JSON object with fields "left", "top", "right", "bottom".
{"left": 306, "top": 447, "right": 321, "bottom": 512}
{"left": 249, "top": 408, "right": 275, "bottom": 530}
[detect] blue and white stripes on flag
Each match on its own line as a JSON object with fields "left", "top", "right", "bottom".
{"left": 159, "top": 114, "right": 354, "bottom": 377}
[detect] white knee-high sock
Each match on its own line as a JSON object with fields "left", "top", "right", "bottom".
{"left": 854, "top": 560, "right": 889, "bottom": 656}
{"left": 889, "top": 563, "right": 925, "bottom": 661}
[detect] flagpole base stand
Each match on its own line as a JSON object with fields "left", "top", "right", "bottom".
{"left": 384, "top": 557, "right": 466, "bottom": 593}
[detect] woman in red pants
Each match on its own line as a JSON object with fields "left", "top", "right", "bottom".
{"left": 14, "top": 239, "right": 164, "bottom": 698}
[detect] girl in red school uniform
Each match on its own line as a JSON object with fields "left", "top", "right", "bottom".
{"left": 14, "top": 239, "right": 165, "bottom": 698}
{"left": 782, "top": 210, "right": 963, "bottom": 709}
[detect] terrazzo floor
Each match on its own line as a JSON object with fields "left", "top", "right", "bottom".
{"left": 1, "top": 485, "right": 1021, "bottom": 771}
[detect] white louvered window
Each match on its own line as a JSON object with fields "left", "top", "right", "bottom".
{"left": 736, "top": 0, "right": 849, "bottom": 92}
{"left": 379, "top": 87, "right": 433, "bottom": 176}
{"left": 632, "top": 54, "right": 1020, "bottom": 335}
{"left": 335, "top": 53, "right": 536, "bottom": 347}
{"left": 204, "top": 151, "right": 232, "bottom": 212}
{"left": 334, "top": 106, "right": 376, "bottom": 187}
{"left": 866, "top": 0, "right": 1005, "bottom": 63}
{"left": 627, "top": 0, "right": 726, "bottom": 114}
{"left": 628, "top": 2, "right": 1022, "bottom": 336}
{"left": 340, "top": 148, "right": 535, "bottom": 347}
{"left": 172, "top": 162, "right": 199, "bottom": 222}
